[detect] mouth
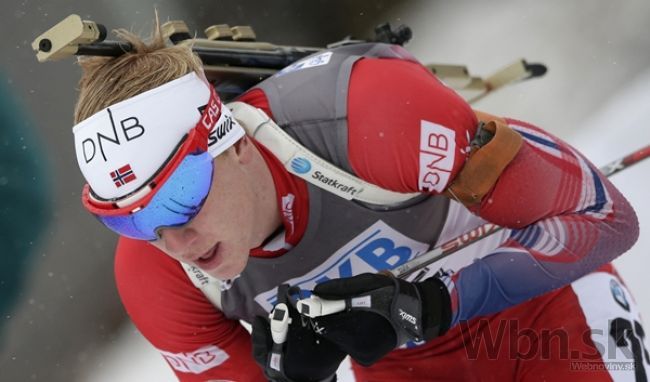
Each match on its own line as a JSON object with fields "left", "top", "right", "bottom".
{"left": 194, "top": 242, "right": 223, "bottom": 270}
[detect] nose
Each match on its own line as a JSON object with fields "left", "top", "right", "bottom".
{"left": 158, "top": 226, "right": 199, "bottom": 258}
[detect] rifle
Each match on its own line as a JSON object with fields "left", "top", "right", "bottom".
{"left": 32, "top": 14, "right": 547, "bottom": 102}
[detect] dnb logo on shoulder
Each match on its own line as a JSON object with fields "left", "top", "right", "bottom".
{"left": 291, "top": 157, "right": 312, "bottom": 174}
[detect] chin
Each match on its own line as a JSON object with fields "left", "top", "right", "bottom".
{"left": 208, "top": 268, "right": 238, "bottom": 280}
{"left": 208, "top": 257, "right": 248, "bottom": 280}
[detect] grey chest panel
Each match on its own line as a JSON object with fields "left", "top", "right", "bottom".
{"left": 220, "top": 186, "right": 449, "bottom": 323}
{"left": 218, "top": 43, "right": 449, "bottom": 322}
{"left": 253, "top": 42, "right": 417, "bottom": 173}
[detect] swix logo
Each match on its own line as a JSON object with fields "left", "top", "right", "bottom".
{"left": 254, "top": 220, "right": 430, "bottom": 312}
{"left": 440, "top": 223, "right": 500, "bottom": 252}
{"left": 301, "top": 315, "right": 326, "bottom": 335}
{"left": 399, "top": 309, "right": 417, "bottom": 325}
{"left": 159, "top": 345, "right": 229, "bottom": 374}
{"left": 418, "top": 120, "right": 456, "bottom": 192}
{"left": 207, "top": 114, "right": 236, "bottom": 147}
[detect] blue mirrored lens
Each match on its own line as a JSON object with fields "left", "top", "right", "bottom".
{"left": 98, "top": 152, "right": 214, "bottom": 240}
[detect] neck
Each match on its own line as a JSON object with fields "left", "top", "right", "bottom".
{"left": 248, "top": 144, "right": 282, "bottom": 245}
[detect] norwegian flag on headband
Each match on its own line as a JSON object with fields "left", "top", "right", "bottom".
{"left": 110, "top": 164, "right": 137, "bottom": 188}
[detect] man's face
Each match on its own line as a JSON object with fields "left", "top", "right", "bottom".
{"left": 151, "top": 148, "right": 258, "bottom": 280}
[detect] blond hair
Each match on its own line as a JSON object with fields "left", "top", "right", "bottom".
{"left": 74, "top": 18, "right": 203, "bottom": 123}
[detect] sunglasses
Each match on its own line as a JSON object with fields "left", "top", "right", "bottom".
{"left": 79, "top": 80, "right": 241, "bottom": 240}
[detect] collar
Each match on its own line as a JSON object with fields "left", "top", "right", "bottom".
{"left": 249, "top": 139, "right": 309, "bottom": 258}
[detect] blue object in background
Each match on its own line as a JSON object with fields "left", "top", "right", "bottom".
{"left": 0, "top": 73, "right": 50, "bottom": 338}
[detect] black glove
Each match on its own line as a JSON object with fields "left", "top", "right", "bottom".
{"left": 306, "top": 273, "right": 452, "bottom": 366}
{"left": 252, "top": 284, "right": 346, "bottom": 382}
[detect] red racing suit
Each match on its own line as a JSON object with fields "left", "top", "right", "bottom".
{"left": 114, "top": 49, "right": 642, "bottom": 381}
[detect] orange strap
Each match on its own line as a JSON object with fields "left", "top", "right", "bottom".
{"left": 443, "top": 111, "right": 522, "bottom": 207}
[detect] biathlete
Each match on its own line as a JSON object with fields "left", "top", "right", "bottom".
{"left": 69, "top": 24, "right": 644, "bottom": 381}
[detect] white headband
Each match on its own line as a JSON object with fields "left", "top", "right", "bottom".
{"left": 73, "top": 72, "right": 244, "bottom": 200}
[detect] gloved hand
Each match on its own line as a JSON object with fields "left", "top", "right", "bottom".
{"left": 301, "top": 273, "right": 452, "bottom": 366}
{"left": 252, "top": 284, "right": 346, "bottom": 382}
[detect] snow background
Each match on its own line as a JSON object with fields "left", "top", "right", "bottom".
{"left": 0, "top": 1, "right": 647, "bottom": 381}
{"left": 85, "top": 2, "right": 650, "bottom": 381}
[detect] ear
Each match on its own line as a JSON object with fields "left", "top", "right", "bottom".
{"left": 231, "top": 136, "right": 254, "bottom": 164}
